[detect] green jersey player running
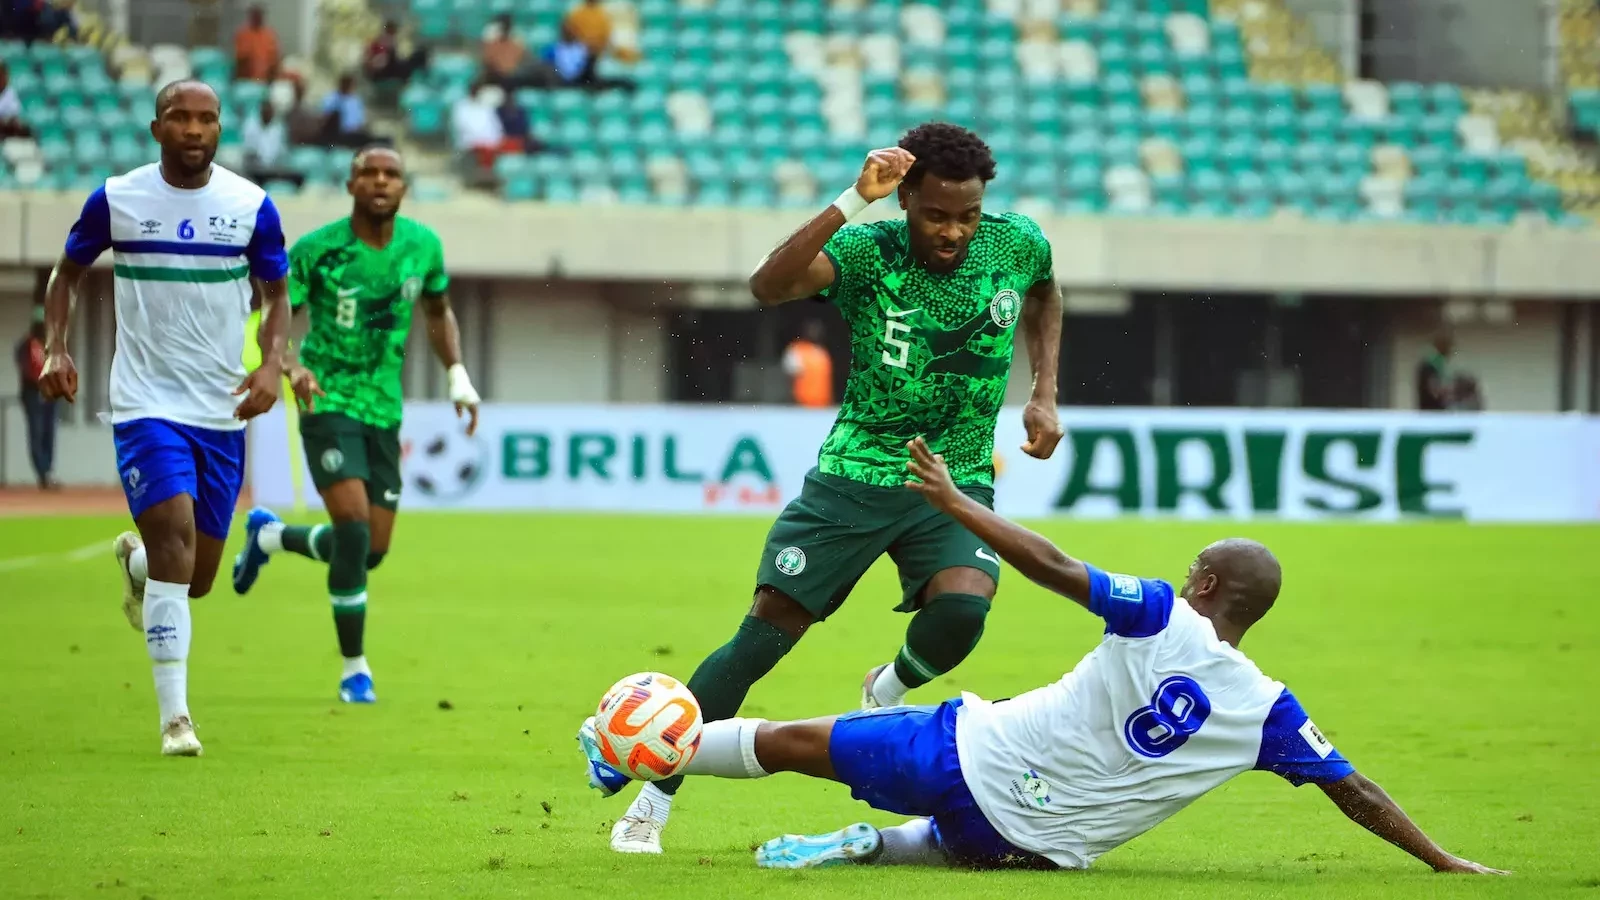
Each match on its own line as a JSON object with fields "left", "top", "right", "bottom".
{"left": 231, "top": 145, "right": 481, "bottom": 704}
{"left": 606, "top": 123, "right": 1065, "bottom": 854}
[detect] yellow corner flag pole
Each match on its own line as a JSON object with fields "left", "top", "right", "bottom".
{"left": 244, "top": 308, "right": 306, "bottom": 514}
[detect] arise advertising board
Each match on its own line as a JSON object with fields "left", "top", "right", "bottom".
{"left": 248, "top": 404, "right": 1600, "bottom": 522}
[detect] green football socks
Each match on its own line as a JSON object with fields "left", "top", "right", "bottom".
{"left": 281, "top": 524, "right": 335, "bottom": 561}
{"left": 894, "top": 592, "right": 992, "bottom": 689}
{"left": 328, "top": 521, "right": 371, "bottom": 659}
{"left": 656, "top": 615, "right": 799, "bottom": 795}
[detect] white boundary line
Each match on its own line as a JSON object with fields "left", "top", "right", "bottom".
{"left": 0, "top": 540, "right": 108, "bottom": 573}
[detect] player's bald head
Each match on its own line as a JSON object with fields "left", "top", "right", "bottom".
{"left": 1185, "top": 538, "right": 1281, "bottom": 631}
{"left": 155, "top": 80, "right": 219, "bottom": 119}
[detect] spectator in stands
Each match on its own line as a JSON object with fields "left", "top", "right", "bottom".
{"left": 783, "top": 320, "right": 834, "bottom": 408}
{"left": 1416, "top": 328, "right": 1483, "bottom": 411}
{"left": 562, "top": 0, "right": 612, "bottom": 58}
{"left": 233, "top": 5, "right": 280, "bottom": 83}
{"left": 319, "top": 73, "right": 373, "bottom": 148}
{"left": 0, "top": 61, "right": 29, "bottom": 138}
{"left": 13, "top": 308, "right": 58, "bottom": 490}
{"left": 497, "top": 90, "right": 544, "bottom": 153}
{"left": 452, "top": 80, "right": 523, "bottom": 172}
{"left": 542, "top": 22, "right": 632, "bottom": 91}
{"left": 482, "top": 13, "right": 548, "bottom": 89}
{"left": 284, "top": 79, "right": 323, "bottom": 146}
{"left": 241, "top": 102, "right": 301, "bottom": 187}
{"left": 363, "top": 19, "right": 428, "bottom": 87}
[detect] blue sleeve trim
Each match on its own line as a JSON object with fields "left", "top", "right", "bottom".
{"left": 64, "top": 186, "right": 112, "bottom": 265}
{"left": 1255, "top": 689, "right": 1355, "bottom": 787}
{"left": 1084, "top": 563, "right": 1175, "bottom": 638}
{"left": 247, "top": 196, "right": 290, "bottom": 281}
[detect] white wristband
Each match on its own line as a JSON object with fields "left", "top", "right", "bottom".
{"left": 831, "top": 187, "right": 870, "bottom": 220}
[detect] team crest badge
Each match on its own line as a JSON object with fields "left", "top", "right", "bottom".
{"left": 401, "top": 276, "right": 423, "bottom": 302}
{"left": 990, "top": 288, "right": 1021, "bottom": 328}
{"left": 321, "top": 448, "right": 345, "bottom": 473}
{"left": 775, "top": 546, "right": 806, "bottom": 576}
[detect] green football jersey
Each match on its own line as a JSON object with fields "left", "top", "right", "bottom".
{"left": 816, "top": 212, "right": 1053, "bottom": 488}
{"left": 288, "top": 217, "right": 449, "bottom": 429}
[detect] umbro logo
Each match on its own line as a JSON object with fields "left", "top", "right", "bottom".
{"left": 139, "top": 219, "right": 161, "bottom": 235}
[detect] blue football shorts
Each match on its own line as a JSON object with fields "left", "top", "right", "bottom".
{"left": 828, "top": 699, "right": 1057, "bottom": 870}
{"left": 113, "top": 418, "right": 246, "bottom": 540}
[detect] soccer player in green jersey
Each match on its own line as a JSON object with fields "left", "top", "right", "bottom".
{"left": 230, "top": 146, "right": 481, "bottom": 704}
{"left": 604, "top": 123, "right": 1065, "bottom": 854}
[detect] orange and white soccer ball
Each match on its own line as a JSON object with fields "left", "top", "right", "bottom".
{"left": 593, "top": 672, "right": 704, "bottom": 781}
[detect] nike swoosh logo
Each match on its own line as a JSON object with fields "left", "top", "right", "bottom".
{"left": 383, "top": 490, "right": 401, "bottom": 501}
{"left": 975, "top": 548, "right": 1000, "bottom": 565}
{"left": 886, "top": 307, "right": 921, "bottom": 318}
{"left": 337, "top": 286, "right": 360, "bottom": 298}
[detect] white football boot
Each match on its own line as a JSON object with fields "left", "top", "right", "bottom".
{"left": 112, "top": 531, "right": 144, "bottom": 632}
{"left": 161, "top": 715, "right": 203, "bottom": 757}
{"left": 610, "top": 816, "right": 664, "bottom": 854}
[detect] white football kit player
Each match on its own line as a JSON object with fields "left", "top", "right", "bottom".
{"left": 951, "top": 565, "right": 1351, "bottom": 868}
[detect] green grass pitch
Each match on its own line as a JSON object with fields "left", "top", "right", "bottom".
{"left": 1, "top": 514, "right": 1597, "bottom": 899}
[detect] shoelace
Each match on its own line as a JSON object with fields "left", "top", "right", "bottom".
{"left": 617, "top": 818, "right": 658, "bottom": 842}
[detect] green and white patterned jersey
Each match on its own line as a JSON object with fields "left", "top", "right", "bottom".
{"left": 288, "top": 217, "right": 448, "bottom": 429}
{"left": 816, "top": 212, "right": 1053, "bottom": 487}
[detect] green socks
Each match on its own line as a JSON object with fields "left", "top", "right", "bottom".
{"left": 657, "top": 615, "right": 799, "bottom": 795}
{"left": 328, "top": 521, "right": 370, "bottom": 659}
{"left": 281, "top": 524, "right": 335, "bottom": 561}
{"left": 893, "top": 592, "right": 991, "bottom": 689}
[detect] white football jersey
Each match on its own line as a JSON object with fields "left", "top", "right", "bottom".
{"left": 954, "top": 565, "right": 1352, "bottom": 869}
{"left": 63, "top": 163, "right": 288, "bottom": 431}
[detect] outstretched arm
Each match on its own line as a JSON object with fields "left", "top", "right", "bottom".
{"left": 747, "top": 147, "right": 914, "bottom": 305}
{"left": 905, "top": 437, "right": 1092, "bottom": 607}
{"left": 1318, "top": 772, "right": 1507, "bottom": 875}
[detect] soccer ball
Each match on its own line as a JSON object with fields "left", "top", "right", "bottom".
{"left": 593, "top": 672, "right": 703, "bottom": 781}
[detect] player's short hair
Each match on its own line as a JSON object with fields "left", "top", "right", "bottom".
{"left": 154, "top": 79, "right": 219, "bottom": 118}
{"left": 352, "top": 142, "right": 404, "bottom": 172}
{"left": 898, "top": 122, "right": 997, "bottom": 188}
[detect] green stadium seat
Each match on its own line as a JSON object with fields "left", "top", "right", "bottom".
{"left": 1303, "top": 83, "right": 1343, "bottom": 115}
{"left": 1269, "top": 170, "right": 1310, "bottom": 201}
{"left": 545, "top": 176, "right": 579, "bottom": 203}
{"left": 1340, "top": 118, "right": 1378, "bottom": 149}
{"left": 1419, "top": 115, "right": 1456, "bottom": 147}
{"left": 1220, "top": 107, "right": 1260, "bottom": 139}
{"left": 1300, "top": 110, "right": 1338, "bottom": 144}
{"left": 1455, "top": 154, "right": 1489, "bottom": 185}
{"left": 1331, "top": 142, "right": 1367, "bottom": 175}
{"left": 1134, "top": 43, "right": 1173, "bottom": 76}
{"left": 1388, "top": 82, "right": 1425, "bottom": 119}
{"left": 1491, "top": 153, "right": 1528, "bottom": 180}
{"left": 1106, "top": 104, "right": 1140, "bottom": 139}
{"left": 1262, "top": 108, "right": 1296, "bottom": 143}
{"left": 1182, "top": 135, "right": 1220, "bottom": 172}
{"left": 1098, "top": 41, "right": 1132, "bottom": 77}
{"left": 1144, "top": 110, "right": 1182, "bottom": 141}
{"left": 1182, "top": 105, "right": 1219, "bottom": 137}
{"left": 1222, "top": 78, "right": 1259, "bottom": 110}
{"left": 1409, "top": 144, "right": 1448, "bottom": 178}
{"left": 1219, "top": 137, "right": 1253, "bottom": 175}
{"left": 1428, "top": 83, "right": 1466, "bottom": 118}
{"left": 1380, "top": 117, "right": 1420, "bottom": 148}
{"left": 1258, "top": 141, "right": 1293, "bottom": 175}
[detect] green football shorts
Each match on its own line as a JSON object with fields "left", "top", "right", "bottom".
{"left": 754, "top": 468, "right": 1001, "bottom": 620}
{"left": 300, "top": 412, "right": 404, "bottom": 510}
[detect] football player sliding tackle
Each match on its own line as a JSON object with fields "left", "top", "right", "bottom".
{"left": 580, "top": 438, "right": 1507, "bottom": 874}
